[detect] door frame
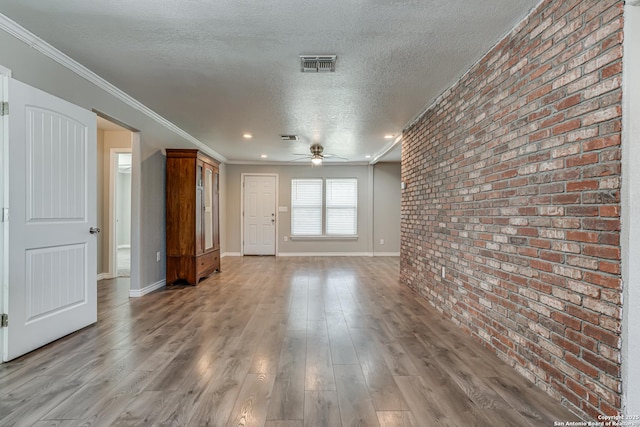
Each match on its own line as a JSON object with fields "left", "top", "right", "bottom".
{"left": 0, "top": 66, "right": 11, "bottom": 361}
{"left": 94, "top": 111, "right": 141, "bottom": 294}
{"left": 240, "top": 173, "right": 278, "bottom": 256}
{"left": 109, "top": 147, "right": 132, "bottom": 278}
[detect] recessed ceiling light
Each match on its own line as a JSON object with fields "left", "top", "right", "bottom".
{"left": 260, "top": 154, "right": 267, "bottom": 158}
{"left": 243, "top": 133, "right": 253, "bottom": 139}
{"left": 365, "top": 155, "right": 371, "bottom": 159}
{"left": 384, "top": 134, "right": 394, "bottom": 139}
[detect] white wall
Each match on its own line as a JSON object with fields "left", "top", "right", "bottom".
{"left": 622, "top": 1, "right": 640, "bottom": 417}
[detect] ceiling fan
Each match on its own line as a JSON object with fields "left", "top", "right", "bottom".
{"left": 292, "top": 143, "right": 347, "bottom": 165}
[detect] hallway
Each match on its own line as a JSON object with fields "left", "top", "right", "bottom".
{"left": 0, "top": 257, "right": 580, "bottom": 426}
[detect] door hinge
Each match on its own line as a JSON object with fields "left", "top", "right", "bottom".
{"left": 1, "top": 314, "right": 7, "bottom": 328}
{"left": 0, "top": 101, "right": 8, "bottom": 116}
{"left": 0, "top": 208, "right": 7, "bottom": 222}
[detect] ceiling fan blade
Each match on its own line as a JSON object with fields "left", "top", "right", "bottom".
{"left": 322, "top": 154, "right": 349, "bottom": 160}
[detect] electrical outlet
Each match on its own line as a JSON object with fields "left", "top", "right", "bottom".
{"left": 380, "top": 239, "right": 385, "bottom": 245}
{"left": 283, "top": 236, "right": 288, "bottom": 242}
{"left": 156, "top": 251, "right": 161, "bottom": 262}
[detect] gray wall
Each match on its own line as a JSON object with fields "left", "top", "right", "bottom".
{"left": 96, "top": 130, "right": 105, "bottom": 273}
{"left": 0, "top": 28, "right": 197, "bottom": 291}
{"left": 139, "top": 149, "right": 166, "bottom": 288}
{"left": 225, "top": 163, "right": 401, "bottom": 255}
{"left": 219, "top": 162, "right": 227, "bottom": 254}
{"left": 373, "top": 162, "right": 401, "bottom": 253}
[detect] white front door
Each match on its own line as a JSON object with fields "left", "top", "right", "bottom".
{"left": 1, "top": 77, "right": 97, "bottom": 361}
{"left": 243, "top": 175, "right": 276, "bottom": 255}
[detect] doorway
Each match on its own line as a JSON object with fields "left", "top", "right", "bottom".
{"left": 97, "top": 117, "right": 132, "bottom": 280}
{"left": 113, "top": 151, "right": 132, "bottom": 277}
{"left": 242, "top": 174, "right": 278, "bottom": 255}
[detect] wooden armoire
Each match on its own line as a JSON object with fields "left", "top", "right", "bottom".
{"left": 165, "top": 149, "right": 220, "bottom": 285}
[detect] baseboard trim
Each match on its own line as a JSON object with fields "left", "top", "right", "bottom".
{"left": 277, "top": 252, "right": 373, "bottom": 257}
{"left": 223, "top": 252, "right": 400, "bottom": 258}
{"left": 97, "top": 273, "right": 111, "bottom": 281}
{"left": 129, "top": 280, "right": 166, "bottom": 298}
{"left": 373, "top": 252, "right": 400, "bottom": 257}
{"left": 222, "top": 252, "right": 242, "bottom": 257}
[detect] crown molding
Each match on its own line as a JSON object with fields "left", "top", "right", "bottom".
{"left": 0, "top": 13, "right": 227, "bottom": 163}
{"left": 370, "top": 134, "right": 402, "bottom": 164}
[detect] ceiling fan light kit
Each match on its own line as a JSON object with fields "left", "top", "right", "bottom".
{"left": 291, "top": 143, "right": 347, "bottom": 165}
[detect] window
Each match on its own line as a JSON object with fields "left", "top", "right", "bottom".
{"left": 326, "top": 179, "right": 357, "bottom": 235}
{"left": 291, "top": 178, "right": 358, "bottom": 237}
{"left": 291, "top": 179, "right": 323, "bottom": 235}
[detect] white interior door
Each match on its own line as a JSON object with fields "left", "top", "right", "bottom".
{"left": 243, "top": 175, "right": 276, "bottom": 255}
{"left": 2, "top": 77, "right": 97, "bottom": 361}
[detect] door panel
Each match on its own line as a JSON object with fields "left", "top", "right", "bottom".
{"left": 243, "top": 175, "right": 276, "bottom": 255}
{"left": 3, "top": 77, "right": 97, "bottom": 361}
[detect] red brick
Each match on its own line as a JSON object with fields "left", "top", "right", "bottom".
{"left": 566, "top": 231, "right": 598, "bottom": 243}
{"left": 567, "top": 180, "right": 598, "bottom": 191}
{"left": 565, "top": 353, "right": 599, "bottom": 378}
{"left": 555, "top": 94, "right": 582, "bottom": 110}
{"left": 566, "top": 153, "right": 598, "bottom": 167}
{"left": 602, "top": 61, "right": 622, "bottom": 79}
{"left": 583, "top": 245, "right": 620, "bottom": 260}
{"left": 583, "top": 135, "right": 621, "bottom": 152}
{"left": 583, "top": 324, "right": 620, "bottom": 348}
{"left": 566, "top": 329, "right": 598, "bottom": 353}
{"left": 583, "top": 219, "right": 620, "bottom": 231}
{"left": 600, "top": 206, "right": 620, "bottom": 217}
{"left": 583, "top": 272, "right": 621, "bottom": 290}
{"left": 599, "top": 261, "right": 620, "bottom": 275}
{"left": 553, "top": 119, "right": 581, "bottom": 135}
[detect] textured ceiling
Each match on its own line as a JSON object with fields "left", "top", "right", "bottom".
{"left": 0, "top": 0, "right": 539, "bottom": 164}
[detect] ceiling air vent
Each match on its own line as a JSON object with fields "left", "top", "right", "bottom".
{"left": 280, "top": 134, "right": 299, "bottom": 141}
{"left": 300, "top": 55, "right": 336, "bottom": 73}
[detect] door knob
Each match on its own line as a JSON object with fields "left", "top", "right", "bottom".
{"left": 89, "top": 227, "right": 101, "bottom": 234}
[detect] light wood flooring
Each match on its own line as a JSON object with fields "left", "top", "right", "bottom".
{"left": 0, "top": 256, "right": 581, "bottom": 426}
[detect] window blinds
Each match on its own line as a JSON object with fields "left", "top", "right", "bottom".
{"left": 326, "top": 178, "right": 357, "bottom": 235}
{"left": 291, "top": 178, "right": 322, "bottom": 235}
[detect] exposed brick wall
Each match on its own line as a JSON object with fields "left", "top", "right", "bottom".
{"left": 400, "top": 0, "right": 624, "bottom": 420}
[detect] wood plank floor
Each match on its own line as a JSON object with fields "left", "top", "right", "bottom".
{"left": 0, "top": 256, "right": 582, "bottom": 426}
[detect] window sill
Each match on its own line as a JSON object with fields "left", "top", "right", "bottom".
{"left": 289, "top": 235, "right": 359, "bottom": 241}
